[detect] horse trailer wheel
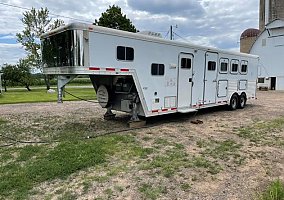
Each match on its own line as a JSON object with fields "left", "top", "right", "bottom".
{"left": 238, "top": 94, "right": 247, "bottom": 109}
{"left": 229, "top": 94, "right": 238, "bottom": 110}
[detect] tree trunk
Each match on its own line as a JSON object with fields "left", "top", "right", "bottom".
{"left": 4, "top": 80, "right": 7, "bottom": 92}
{"left": 25, "top": 84, "right": 32, "bottom": 91}
{"left": 44, "top": 75, "right": 51, "bottom": 90}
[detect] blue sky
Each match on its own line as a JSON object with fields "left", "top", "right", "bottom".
{"left": 0, "top": 0, "right": 259, "bottom": 66}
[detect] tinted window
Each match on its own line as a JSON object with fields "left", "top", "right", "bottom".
{"left": 241, "top": 64, "right": 248, "bottom": 73}
{"left": 181, "top": 58, "right": 191, "bottom": 69}
{"left": 42, "top": 30, "right": 75, "bottom": 67}
{"left": 117, "top": 46, "right": 134, "bottom": 61}
{"left": 220, "top": 62, "right": 228, "bottom": 72}
{"left": 258, "top": 78, "right": 265, "bottom": 83}
{"left": 208, "top": 61, "right": 216, "bottom": 71}
{"left": 117, "top": 46, "right": 125, "bottom": 60}
{"left": 232, "top": 64, "right": 238, "bottom": 72}
{"left": 126, "top": 47, "right": 134, "bottom": 60}
{"left": 151, "top": 63, "right": 165, "bottom": 76}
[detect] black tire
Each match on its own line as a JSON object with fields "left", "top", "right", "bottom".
{"left": 229, "top": 94, "right": 238, "bottom": 110}
{"left": 238, "top": 93, "right": 247, "bottom": 109}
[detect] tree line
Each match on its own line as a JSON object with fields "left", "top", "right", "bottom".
{"left": 0, "top": 5, "right": 137, "bottom": 91}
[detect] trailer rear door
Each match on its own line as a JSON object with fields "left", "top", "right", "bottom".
{"left": 204, "top": 52, "right": 218, "bottom": 104}
{"left": 177, "top": 53, "right": 193, "bottom": 109}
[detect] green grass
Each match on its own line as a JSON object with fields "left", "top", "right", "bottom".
{"left": 0, "top": 134, "right": 152, "bottom": 199}
{"left": 203, "top": 140, "right": 243, "bottom": 161}
{"left": 258, "top": 179, "right": 284, "bottom": 200}
{"left": 197, "top": 139, "right": 245, "bottom": 167}
{"left": 0, "top": 87, "right": 96, "bottom": 104}
{"left": 238, "top": 117, "right": 284, "bottom": 147}
{"left": 140, "top": 142, "right": 190, "bottom": 177}
{"left": 190, "top": 156, "right": 221, "bottom": 175}
{"left": 139, "top": 183, "right": 166, "bottom": 200}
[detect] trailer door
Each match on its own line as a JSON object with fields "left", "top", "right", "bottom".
{"left": 177, "top": 53, "right": 193, "bottom": 109}
{"left": 204, "top": 52, "right": 218, "bottom": 104}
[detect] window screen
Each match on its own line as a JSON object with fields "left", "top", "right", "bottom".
{"left": 231, "top": 60, "right": 239, "bottom": 73}
{"left": 208, "top": 61, "right": 216, "bottom": 71}
{"left": 117, "top": 46, "right": 134, "bottom": 61}
{"left": 241, "top": 64, "right": 248, "bottom": 73}
{"left": 232, "top": 64, "right": 238, "bottom": 72}
{"left": 220, "top": 62, "right": 228, "bottom": 72}
{"left": 151, "top": 63, "right": 165, "bottom": 76}
{"left": 181, "top": 58, "right": 192, "bottom": 69}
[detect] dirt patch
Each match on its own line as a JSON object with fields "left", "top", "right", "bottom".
{"left": 0, "top": 91, "right": 284, "bottom": 199}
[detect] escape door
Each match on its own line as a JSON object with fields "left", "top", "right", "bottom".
{"left": 177, "top": 53, "right": 193, "bottom": 109}
{"left": 204, "top": 52, "right": 218, "bottom": 104}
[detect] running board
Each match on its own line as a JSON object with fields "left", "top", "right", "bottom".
{"left": 177, "top": 108, "right": 197, "bottom": 113}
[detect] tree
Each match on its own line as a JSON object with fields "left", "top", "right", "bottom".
{"left": 94, "top": 5, "right": 137, "bottom": 32}
{"left": 1, "top": 59, "right": 35, "bottom": 91}
{"left": 16, "top": 7, "right": 64, "bottom": 90}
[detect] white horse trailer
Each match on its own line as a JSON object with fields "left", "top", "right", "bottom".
{"left": 41, "top": 23, "right": 259, "bottom": 122}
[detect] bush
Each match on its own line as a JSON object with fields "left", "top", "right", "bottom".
{"left": 258, "top": 179, "right": 284, "bottom": 200}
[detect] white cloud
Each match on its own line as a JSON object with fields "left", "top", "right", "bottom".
{"left": 0, "top": 0, "right": 260, "bottom": 65}
{"left": 0, "top": 43, "right": 26, "bottom": 66}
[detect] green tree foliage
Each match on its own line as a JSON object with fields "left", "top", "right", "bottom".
{"left": 1, "top": 59, "right": 35, "bottom": 91}
{"left": 95, "top": 5, "right": 137, "bottom": 32}
{"left": 16, "top": 7, "right": 64, "bottom": 89}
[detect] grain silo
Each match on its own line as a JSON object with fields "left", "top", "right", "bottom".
{"left": 240, "top": 28, "right": 260, "bottom": 53}
{"left": 259, "top": 0, "right": 284, "bottom": 31}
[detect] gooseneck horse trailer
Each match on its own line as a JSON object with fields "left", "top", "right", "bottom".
{"left": 41, "top": 23, "right": 258, "bottom": 123}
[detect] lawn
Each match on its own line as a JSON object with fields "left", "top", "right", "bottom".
{"left": 0, "top": 87, "right": 96, "bottom": 104}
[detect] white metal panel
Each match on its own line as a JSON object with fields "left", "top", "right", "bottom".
{"left": 276, "top": 76, "right": 284, "bottom": 90}
{"left": 177, "top": 53, "right": 193, "bottom": 109}
{"left": 217, "top": 80, "right": 228, "bottom": 97}
{"left": 239, "top": 80, "right": 247, "bottom": 90}
{"left": 204, "top": 52, "right": 218, "bottom": 104}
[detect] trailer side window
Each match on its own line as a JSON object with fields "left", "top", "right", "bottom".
{"left": 240, "top": 60, "right": 248, "bottom": 74}
{"left": 219, "top": 58, "right": 229, "bottom": 73}
{"left": 181, "top": 58, "right": 191, "bottom": 69}
{"left": 231, "top": 60, "right": 239, "bottom": 74}
{"left": 151, "top": 63, "right": 165, "bottom": 76}
{"left": 258, "top": 78, "right": 265, "bottom": 83}
{"left": 221, "top": 63, "right": 228, "bottom": 72}
{"left": 208, "top": 61, "right": 216, "bottom": 71}
{"left": 117, "top": 46, "right": 134, "bottom": 61}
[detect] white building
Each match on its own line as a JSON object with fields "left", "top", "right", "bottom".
{"left": 250, "top": 19, "right": 284, "bottom": 90}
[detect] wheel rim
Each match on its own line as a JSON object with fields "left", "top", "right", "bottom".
{"left": 240, "top": 97, "right": 245, "bottom": 107}
{"left": 232, "top": 98, "right": 237, "bottom": 109}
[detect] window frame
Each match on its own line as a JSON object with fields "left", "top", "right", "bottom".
{"left": 240, "top": 60, "right": 248, "bottom": 75}
{"left": 219, "top": 58, "right": 229, "bottom": 74}
{"left": 116, "top": 46, "right": 134, "bottom": 61}
{"left": 230, "top": 59, "right": 239, "bottom": 74}
{"left": 151, "top": 63, "right": 165, "bottom": 76}
{"left": 181, "top": 58, "right": 192, "bottom": 69}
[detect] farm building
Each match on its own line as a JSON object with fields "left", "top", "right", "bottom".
{"left": 240, "top": 0, "right": 284, "bottom": 90}
{"left": 250, "top": 19, "right": 284, "bottom": 90}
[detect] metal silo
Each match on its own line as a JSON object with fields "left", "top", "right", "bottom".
{"left": 259, "top": 0, "right": 284, "bottom": 31}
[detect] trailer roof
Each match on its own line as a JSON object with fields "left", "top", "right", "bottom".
{"left": 41, "top": 22, "right": 258, "bottom": 59}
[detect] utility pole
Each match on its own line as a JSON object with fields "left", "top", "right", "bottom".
{"left": 170, "top": 25, "right": 173, "bottom": 40}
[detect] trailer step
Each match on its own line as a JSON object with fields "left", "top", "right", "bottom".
{"left": 177, "top": 108, "right": 197, "bottom": 113}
